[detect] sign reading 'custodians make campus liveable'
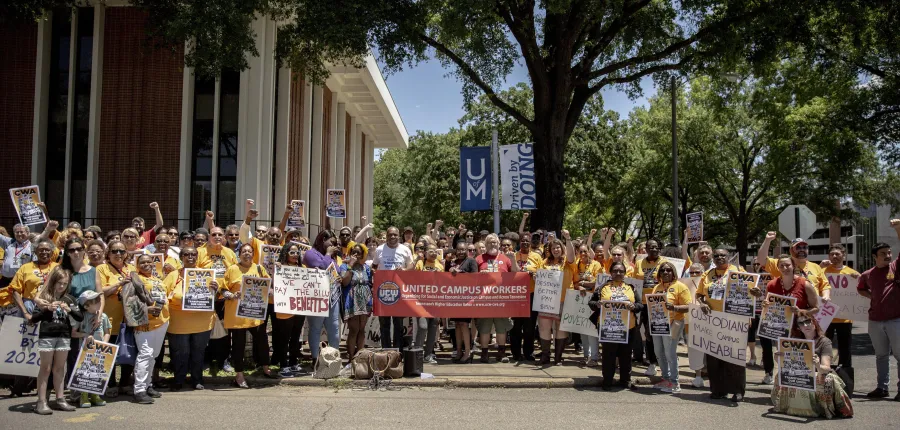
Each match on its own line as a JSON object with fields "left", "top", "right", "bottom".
{"left": 499, "top": 143, "right": 536, "bottom": 210}
{"left": 460, "top": 146, "right": 492, "bottom": 212}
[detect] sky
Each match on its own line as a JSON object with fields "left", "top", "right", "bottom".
{"left": 382, "top": 58, "right": 657, "bottom": 137}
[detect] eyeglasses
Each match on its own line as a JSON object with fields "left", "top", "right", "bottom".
{"left": 288, "top": 251, "right": 300, "bottom": 256}
{"left": 467, "top": 249, "right": 476, "bottom": 253}
{"left": 67, "top": 247, "right": 85, "bottom": 254}
{"left": 211, "top": 233, "right": 224, "bottom": 237}
{"left": 339, "top": 233, "right": 351, "bottom": 237}
{"left": 659, "top": 268, "right": 674, "bottom": 273}
{"left": 610, "top": 269, "right": 625, "bottom": 274}
{"left": 256, "top": 229, "right": 267, "bottom": 233}
{"left": 227, "top": 233, "right": 240, "bottom": 237}
{"left": 109, "top": 249, "right": 127, "bottom": 255}
{"left": 689, "top": 271, "right": 702, "bottom": 276}
{"left": 123, "top": 234, "right": 137, "bottom": 239}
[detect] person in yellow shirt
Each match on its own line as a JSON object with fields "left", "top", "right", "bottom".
{"left": 650, "top": 261, "right": 692, "bottom": 393}
{"left": 131, "top": 254, "right": 171, "bottom": 404}
{"left": 165, "top": 246, "right": 218, "bottom": 391}
{"left": 590, "top": 261, "right": 640, "bottom": 390}
{"left": 148, "top": 234, "right": 182, "bottom": 277}
{"left": 95, "top": 240, "right": 134, "bottom": 397}
{"left": 633, "top": 239, "right": 665, "bottom": 376}
{"left": 820, "top": 243, "right": 860, "bottom": 369}
{"left": 86, "top": 239, "right": 106, "bottom": 267}
{"left": 757, "top": 232, "right": 829, "bottom": 298}
{"left": 10, "top": 239, "right": 57, "bottom": 320}
{"left": 537, "top": 231, "right": 576, "bottom": 366}
{"left": 575, "top": 244, "right": 604, "bottom": 366}
{"left": 221, "top": 244, "right": 276, "bottom": 388}
{"left": 510, "top": 232, "right": 543, "bottom": 362}
{"left": 414, "top": 244, "right": 444, "bottom": 364}
{"left": 198, "top": 227, "right": 237, "bottom": 284}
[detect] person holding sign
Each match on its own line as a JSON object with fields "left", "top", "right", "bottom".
{"left": 302, "top": 230, "right": 343, "bottom": 360}
{"left": 650, "top": 262, "right": 692, "bottom": 393}
{"left": 9, "top": 238, "right": 58, "bottom": 321}
{"left": 858, "top": 231, "right": 900, "bottom": 400}
{"left": 95, "top": 240, "right": 134, "bottom": 396}
{"left": 271, "top": 243, "right": 308, "bottom": 378}
{"left": 757, "top": 233, "right": 829, "bottom": 302}
{"left": 820, "top": 243, "right": 859, "bottom": 369}
{"left": 30, "top": 268, "right": 81, "bottom": 414}
{"left": 165, "top": 247, "right": 219, "bottom": 390}
{"left": 222, "top": 244, "right": 276, "bottom": 388}
{"left": 574, "top": 244, "right": 603, "bottom": 366}
{"left": 128, "top": 254, "right": 172, "bottom": 404}
{"left": 536, "top": 232, "right": 574, "bottom": 366}
{"left": 198, "top": 227, "right": 238, "bottom": 286}
{"left": 771, "top": 316, "right": 853, "bottom": 418}
{"left": 765, "top": 255, "right": 819, "bottom": 318}
{"left": 509, "top": 232, "right": 543, "bottom": 362}
{"left": 589, "top": 262, "right": 641, "bottom": 390}
{"left": 633, "top": 239, "right": 664, "bottom": 376}
{"left": 339, "top": 244, "right": 373, "bottom": 362}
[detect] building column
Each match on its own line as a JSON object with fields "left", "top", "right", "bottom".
{"left": 332, "top": 102, "right": 346, "bottom": 229}
{"left": 176, "top": 61, "right": 195, "bottom": 232}
{"left": 347, "top": 120, "right": 360, "bottom": 224}
{"left": 308, "top": 85, "right": 324, "bottom": 233}
{"left": 299, "top": 80, "right": 313, "bottom": 237}
{"left": 61, "top": 9, "right": 78, "bottom": 223}
{"left": 273, "top": 66, "right": 292, "bottom": 217}
{"left": 364, "top": 135, "right": 375, "bottom": 220}
{"left": 31, "top": 13, "right": 53, "bottom": 188}
{"left": 84, "top": 4, "right": 105, "bottom": 222}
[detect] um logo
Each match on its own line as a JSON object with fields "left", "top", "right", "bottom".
{"left": 466, "top": 158, "right": 487, "bottom": 200}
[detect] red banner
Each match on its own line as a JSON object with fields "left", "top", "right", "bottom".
{"left": 373, "top": 271, "right": 531, "bottom": 318}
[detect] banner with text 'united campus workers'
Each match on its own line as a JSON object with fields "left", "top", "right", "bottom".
{"left": 460, "top": 146, "right": 492, "bottom": 212}
{"left": 373, "top": 271, "right": 531, "bottom": 318}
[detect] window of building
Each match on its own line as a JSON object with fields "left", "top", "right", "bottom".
{"left": 43, "top": 9, "right": 72, "bottom": 222}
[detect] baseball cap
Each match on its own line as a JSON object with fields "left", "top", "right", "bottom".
{"left": 78, "top": 290, "right": 101, "bottom": 305}
{"left": 791, "top": 238, "right": 808, "bottom": 248}
{"left": 403, "top": 226, "right": 414, "bottom": 233}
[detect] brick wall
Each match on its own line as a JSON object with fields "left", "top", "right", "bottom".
{"left": 0, "top": 22, "right": 38, "bottom": 227}
{"left": 97, "top": 8, "right": 183, "bottom": 230}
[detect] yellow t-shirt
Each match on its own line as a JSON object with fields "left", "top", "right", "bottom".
{"left": 9, "top": 261, "right": 58, "bottom": 301}
{"left": 540, "top": 259, "right": 577, "bottom": 303}
{"left": 136, "top": 274, "right": 171, "bottom": 332}
{"left": 222, "top": 263, "right": 269, "bottom": 330}
{"left": 575, "top": 258, "right": 604, "bottom": 292}
{"left": 696, "top": 265, "right": 740, "bottom": 312}
{"left": 198, "top": 245, "right": 238, "bottom": 284}
{"left": 652, "top": 280, "right": 692, "bottom": 322}
{"left": 97, "top": 262, "right": 134, "bottom": 335}
{"left": 164, "top": 256, "right": 183, "bottom": 277}
{"left": 635, "top": 256, "right": 666, "bottom": 299}
{"left": 598, "top": 280, "right": 637, "bottom": 329}
{"left": 516, "top": 251, "right": 544, "bottom": 293}
{"left": 414, "top": 260, "right": 444, "bottom": 271}
{"left": 765, "top": 257, "right": 829, "bottom": 296}
{"left": 824, "top": 265, "right": 860, "bottom": 324}
{"left": 165, "top": 270, "right": 216, "bottom": 335}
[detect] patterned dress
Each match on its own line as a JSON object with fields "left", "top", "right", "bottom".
{"left": 340, "top": 263, "right": 373, "bottom": 320}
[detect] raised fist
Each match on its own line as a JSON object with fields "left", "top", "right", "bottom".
{"left": 149, "top": 202, "right": 159, "bottom": 209}
{"left": 765, "top": 231, "right": 777, "bottom": 241}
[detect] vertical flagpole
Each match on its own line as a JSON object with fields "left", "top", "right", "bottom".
{"left": 492, "top": 130, "right": 500, "bottom": 234}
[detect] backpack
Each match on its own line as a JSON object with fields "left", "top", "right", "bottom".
{"left": 313, "top": 341, "right": 342, "bottom": 379}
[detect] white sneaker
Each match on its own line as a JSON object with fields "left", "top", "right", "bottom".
{"left": 644, "top": 364, "right": 657, "bottom": 376}
{"left": 692, "top": 376, "right": 705, "bottom": 388}
{"left": 669, "top": 384, "right": 682, "bottom": 393}
{"left": 762, "top": 373, "right": 774, "bottom": 385}
{"left": 424, "top": 354, "right": 437, "bottom": 364}
{"left": 746, "top": 359, "right": 757, "bottom": 367}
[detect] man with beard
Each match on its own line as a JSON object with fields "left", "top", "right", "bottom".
{"left": 132, "top": 202, "right": 165, "bottom": 249}
{"left": 757, "top": 232, "right": 829, "bottom": 300}
{"left": 509, "top": 232, "right": 543, "bottom": 361}
{"left": 372, "top": 227, "right": 414, "bottom": 351}
{"left": 474, "top": 234, "right": 519, "bottom": 363}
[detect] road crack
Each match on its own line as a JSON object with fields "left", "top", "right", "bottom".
{"left": 311, "top": 402, "right": 334, "bottom": 430}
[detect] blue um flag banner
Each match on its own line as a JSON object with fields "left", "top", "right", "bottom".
{"left": 499, "top": 144, "right": 536, "bottom": 210}
{"left": 460, "top": 146, "right": 492, "bottom": 212}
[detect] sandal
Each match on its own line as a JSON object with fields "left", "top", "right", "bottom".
{"left": 232, "top": 380, "right": 250, "bottom": 389}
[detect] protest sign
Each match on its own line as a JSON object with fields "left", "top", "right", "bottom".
{"left": 460, "top": 146, "right": 492, "bottom": 211}
{"left": 0, "top": 317, "right": 41, "bottom": 377}
{"left": 815, "top": 300, "right": 838, "bottom": 331}
{"left": 364, "top": 316, "right": 381, "bottom": 348}
{"left": 680, "top": 277, "right": 700, "bottom": 301}
{"left": 686, "top": 212, "right": 703, "bottom": 243}
{"left": 826, "top": 274, "right": 868, "bottom": 321}
{"left": 9, "top": 185, "right": 47, "bottom": 226}
{"left": 67, "top": 340, "right": 118, "bottom": 395}
{"left": 287, "top": 200, "right": 306, "bottom": 229}
{"left": 374, "top": 271, "right": 530, "bottom": 318}
{"left": 533, "top": 269, "right": 564, "bottom": 314}
{"left": 723, "top": 271, "right": 758, "bottom": 317}
{"left": 599, "top": 301, "right": 631, "bottom": 344}
{"left": 757, "top": 293, "right": 797, "bottom": 341}
{"left": 646, "top": 293, "right": 670, "bottom": 336}
{"left": 326, "top": 189, "right": 346, "bottom": 218}
{"left": 623, "top": 277, "right": 644, "bottom": 303}
{"left": 594, "top": 273, "right": 611, "bottom": 289}
{"left": 754, "top": 273, "right": 772, "bottom": 314}
{"left": 182, "top": 268, "right": 215, "bottom": 311}
{"left": 559, "top": 289, "right": 598, "bottom": 337}
{"left": 236, "top": 276, "right": 270, "bottom": 320}
{"left": 260, "top": 244, "right": 282, "bottom": 276}
{"left": 666, "top": 257, "right": 688, "bottom": 278}
{"left": 777, "top": 337, "right": 816, "bottom": 392}
{"left": 499, "top": 143, "right": 537, "bottom": 210}
{"left": 687, "top": 304, "right": 750, "bottom": 367}
{"left": 273, "top": 266, "right": 332, "bottom": 317}
{"left": 146, "top": 253, "right": 165, "bottom": 279}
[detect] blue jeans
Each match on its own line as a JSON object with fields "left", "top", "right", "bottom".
{"left": 869, "top": 317, "right": 900, "bottom": 391}
{"left": 307, "top": 298, "right": 341, "bottom": 358}
{"left": 652, "top": 333, "right": 679, "bottom": 384}
{"left": 169, "top": 330, "right": 211, "bottom": 385}
{"left": 582, "top": 334, "right": 599, "bottom": 361}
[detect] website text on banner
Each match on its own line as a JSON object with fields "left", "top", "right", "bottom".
{"left": 460, "top": 146, "right": 492, "bottom": 212}
{"left": 373, "top": 271, "right": 531, "bottom": 318}
{"left": 499, "top": 143, "right": 536, "bottom": 210}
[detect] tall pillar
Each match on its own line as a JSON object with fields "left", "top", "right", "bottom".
{"left": 332, "top": 102, "right": 346, "bottom": 229}
{"left": 273, "top": 66, "right": 292, "bottom": 217}
{"left": 308, "top": 85, "right": 324, "bottom": 233}
{"left": 177, "top": 62, "right": 195, "bottom": 231}
{"left": 347, "top": 120, "right": 360, "bottom": 224}
{"left": 84, "top": 5, "right": 105, "bottom": 222}
{"left": 31, "top": 13, "right": 53, "bottom": 189}
{"left": 364, "top": 136, "right": 375, "bottom": 220}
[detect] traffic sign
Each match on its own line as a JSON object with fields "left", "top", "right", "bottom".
{"left": 778, "top": 205, "right": 816, "bottom": 240}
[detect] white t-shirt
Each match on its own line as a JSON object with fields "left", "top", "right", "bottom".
{"left": 372, "top": 243, "right": 413, "bottom": 270}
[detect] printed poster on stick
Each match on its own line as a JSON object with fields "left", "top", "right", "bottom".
{"left": 287, "top": 200, "right": 306, "bottom": 229}
{"left": 533, "top": 269, "right": 564, "bottom": 314}
{"left": 182, "top": 268, "right": 215, "bottom": 311}
{"left": 147, "top": 253, "right": 165, "bottom": 279}
{"left": 0, "top": 317, "right": 41, "bottom": 377}
{"left": 723, "top": 271, "right": 758, "bottom": 317}
{"left": 777, "top": 337, "right": 816, "bottom": 392}
{"left": 273, "top": 266, "right": 332, "bottom": 317}
{"left": 326, "top": 189, "right": 346, "bottom": 218}
{"left": 236, "top": 276, "right": 270, "bottom": 320}
{"left": 646, "top": 293, "right": 670, "bottom": 336}
{"left": 67, "top": 340, "right": 118, "bottom": 395}
{"left": 598, "top": 300, "right": 631, "bottom": 344}
{"left": 260, "top": 244, "right": 282, "bottom": 276}
{"left": 687, "top": 304, "right": 750, "bottom": 367}
{"left": 559, "top": 289, "right": 598, "bottom": 337}
{"left": 754, "top": 273, "right": 772, "bottom": 314}
{"left": 757, "top": 293, "right": 796, "bottom": 341}
{"left": 9, "top": 185, "right": 47, "bottom": 226}
{"left": 686, "top": 212, "right": 703, "bottom": 243}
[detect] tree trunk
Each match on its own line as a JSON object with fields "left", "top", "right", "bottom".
{"left": 735, "top": 222, "right": 749, "bottom": 269}
{"left": 530, "top": 126, "right": 568, "bottom": 233}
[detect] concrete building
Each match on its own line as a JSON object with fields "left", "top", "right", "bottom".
{"left": 0, "top": 4, "right": 407, "bottom": 236}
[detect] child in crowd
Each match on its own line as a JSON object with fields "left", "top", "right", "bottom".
{"left": 71, "top": 290, "right": 112, "bottom": 408}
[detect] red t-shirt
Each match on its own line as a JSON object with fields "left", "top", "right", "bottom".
{"left": 858, "top": 258, "right": 900, "bottom": 322}
{"left": 475, "top": 253, "right": 512, "bottom": 273}
{"left": 767, "top": 276, "right": 811, "bottom": 310}
{"left": 136, "top": 229, "right": 157, "bottom": 249}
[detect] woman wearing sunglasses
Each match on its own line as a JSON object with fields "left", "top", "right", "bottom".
{"left": 447, "top": 242, "right": 479, "bottom": 363}
{"left": 96, "top": 240, "right": 134, "bottom": 396}
{"left": 590, "top": 261, "right": 641, "bottom": 390}
{"left": 271, "top": 243, "right": 308, "bottom": 378}
{"left": 649, "top": 261, "right": 692, "bottom": 393}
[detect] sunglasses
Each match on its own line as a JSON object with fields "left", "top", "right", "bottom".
{"left": 123, "top": 235, "right": 137, "bottom": 239}
{"left": 659, "top": 268, "right": 674, "bottom": 273}
{"left": 181, "top": 253, "right": 198, "bottom": 257}
{"left": 288, "top": 251, "right": 300, "bottom": 256}
{"left": 109, "top": 249, "right": 127, "bottom": 255}
{"left": 610, "top": 269, "right": 625, "bottom": 274}
{"left": 797, "top": 319, "right": 812, "bottom": 327}
{"left": 689, "top": 271, "right": 702, "bottom": 276}
{"left": 67, "top": 247, "right": 85, "bottom": 254}
{"left": 211, "top": 233, "right": 224, "bottom": 237}
{"left": 227, "top": 233, "right": 240, "bottom": 237}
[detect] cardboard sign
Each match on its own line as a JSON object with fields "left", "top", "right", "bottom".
{"left": 326, "top": 189, "right": 346, "bottom": 218}
{"left": 777, "top": 337, "right": 816, "bottom": 392}
{"left": 67, "top": 340, "right": 118, "bottom": 395}
{"left": 236, "top": 276, "right": 270, "bottom": 320}
{"left": 273, "top": 266, "right": 332, "bottom": 317}
{"left": 826, "top": 274, "right": 868, "bottom": 322}
{"left": 646, "top": 293, "right": 670, "bottom": 336}
{"left": 723, "top": 271, "right": 758, "bottom": 317}
{"left": 260, "top": 244, "right": 282, "bottom": 277}
{"left": 815, "top": 300, "right": 838, "bottom": 331}
{"left": 559, "top": 289, "right": 598, "bottom": 337}
{"left": 594, "top": 273, "right": 611, "bottom": 289}
{"left": 533, "top": 269, "right": 564, "bottom": 314}
{"left": 757, "top": 293, "right": 797, "bottom": 341}
{"left": 287, "top": 200, "right": 306, "bottom": 229}
{"left": 598, "top": 300, "right": 631, "bottom": 344}
{"left": 624, "top": 277, "right": 644, "bottom": 303}
{"left": 687, "top": 304, "right": 750, "bottom": 367}
{"left": 9, "top": 185, "right": 47, "bottom": 226}
{"left": 666, "top": 257, "right": 688, "bottom": 278}
{"left": 0, "top": 317, "right": 41, "bottom": 377}
{"left": 182, "top": 268, "right": 215, "bottom": 311}
{"left": 686, "top": 212, "right": 703, "bottom": 243}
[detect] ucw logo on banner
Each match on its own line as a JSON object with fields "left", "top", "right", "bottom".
{"left": 460, "top": 146, "right": 492, "bottom": 211}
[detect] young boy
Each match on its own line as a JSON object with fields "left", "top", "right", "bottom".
{"left": 71, "top": 290, "right": 112, "bottom": 408}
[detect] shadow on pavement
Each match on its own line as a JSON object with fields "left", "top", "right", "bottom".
{"left": 851, "top": 332, "right": 874, "bottom": 356}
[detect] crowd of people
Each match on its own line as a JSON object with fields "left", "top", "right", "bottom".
{"left": 2, "top": 201, "right": 898, "bottom": 419}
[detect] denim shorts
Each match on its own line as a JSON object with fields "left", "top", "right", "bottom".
{"left": 37, "top": 337, "right": 71, "bottom": 352}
